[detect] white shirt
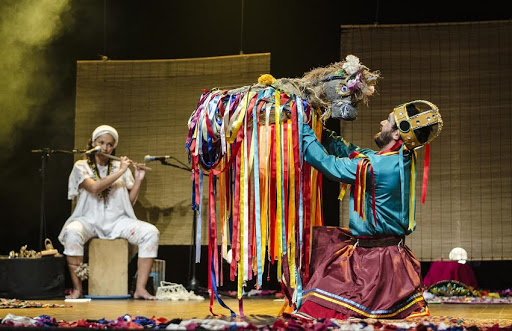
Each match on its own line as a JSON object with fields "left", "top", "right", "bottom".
{"left": 62, "top": 159, "right": 137, "bottom": 238}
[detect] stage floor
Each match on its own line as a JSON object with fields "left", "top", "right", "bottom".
{"left": 1, "top": 297, "right": 512, "bottom": 328}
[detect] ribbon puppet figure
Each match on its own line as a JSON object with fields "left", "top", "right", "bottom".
{"left": 185, "top": 55, "right": 380, "bottom": 316}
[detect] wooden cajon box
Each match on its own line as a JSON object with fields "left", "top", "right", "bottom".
{"left": 88, "top": 238, "right": 128, "bottom": 296}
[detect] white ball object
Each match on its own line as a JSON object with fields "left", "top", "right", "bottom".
{"left": 449, "top": 247, "right": 468, "bottom": 264}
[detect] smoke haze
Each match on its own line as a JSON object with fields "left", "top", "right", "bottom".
{"left": 0, "top": 0, "right": 72, "bottom": 159}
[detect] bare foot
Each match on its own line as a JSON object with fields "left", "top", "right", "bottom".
{"left": 65, "top": 289, "right": 83, "bottom": 299}
{"left": 133, "top": 288, "right": 156, "bottom": 300}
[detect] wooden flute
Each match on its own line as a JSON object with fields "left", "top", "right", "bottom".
{"left": 97, "top": 152, "right": 152, "bottom": 171}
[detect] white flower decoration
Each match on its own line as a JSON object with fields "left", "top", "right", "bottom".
{"left": 364, "top": 85, "right": 375, "bottom": 96}
{"left": 342, "top": 55, "right": 361, "bottom": 75}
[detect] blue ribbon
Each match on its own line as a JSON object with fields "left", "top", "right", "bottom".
{"left": 296, "top": 96, "right": 305, "bottom": 309}
{"left": 210, "top": 256, "right": 236, "bottom": 317}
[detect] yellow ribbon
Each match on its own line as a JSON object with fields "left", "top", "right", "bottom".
{"left": 238, "top": 131, "right": 245, "bottom": 299}
{"left": 274, "top": 92, "right": 282, "bottom": 279}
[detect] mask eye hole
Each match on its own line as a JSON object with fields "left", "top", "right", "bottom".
{"left": 398, "top": 121, "right": 411, "bottom": 133}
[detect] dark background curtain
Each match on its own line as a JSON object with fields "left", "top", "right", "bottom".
{"left": 338, "top": 21, "right": 512, "bottom": 261}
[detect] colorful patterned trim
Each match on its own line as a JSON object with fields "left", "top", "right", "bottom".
{"left": 302, "top": 288, "right": 425, "bottom": 318}
{"left": 292, "top": 311, "right": 316, "bottom": 321}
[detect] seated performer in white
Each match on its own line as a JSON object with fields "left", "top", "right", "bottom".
{"left": 58, "top": 125, "right": 159, "bottom": 300}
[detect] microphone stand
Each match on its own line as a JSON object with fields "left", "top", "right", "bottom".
{"left": 31, "top": 148, "right": 83, "bottom": 251}
{"left": 156, "top": 157, "right": 204, "bottom": 293}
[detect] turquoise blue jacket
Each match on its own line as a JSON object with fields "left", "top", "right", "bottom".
{"left": 302, "top": 123, "right": 415, "bottom": 236}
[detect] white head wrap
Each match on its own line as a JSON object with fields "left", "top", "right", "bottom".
{"left": 92, "top": 125, "right": 119, "bottom": 148}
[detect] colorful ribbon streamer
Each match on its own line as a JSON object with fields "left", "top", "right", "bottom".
{"left": 186, "top": 86, "right": 324, "bottom": 315}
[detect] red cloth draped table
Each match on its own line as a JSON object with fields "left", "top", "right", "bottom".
{"left": 423, "top": 261, "right": 478, "bottom": 288}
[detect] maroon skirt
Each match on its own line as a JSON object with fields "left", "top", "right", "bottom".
{"left": 289, "top": 226, "right": 427, "bottom": 320}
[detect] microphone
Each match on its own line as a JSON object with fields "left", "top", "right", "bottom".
{"left": 144, "top": 155, "right": 171, "bottom": 163}
{"left": 85, "top": 146, "right": 101, "bottom": 155}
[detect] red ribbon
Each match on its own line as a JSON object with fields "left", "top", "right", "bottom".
{"left": 370, "top": 167, "right": 377, "bottom": 225}
{"left": 421, "top": 144, "right": 430, "bottom": 204}
{"left": 208, "top": 175, "right": 217, "bottom": 316}
{"left": 302, "top": 162, "right": 311, "bottom": 282}
{"left": 230, "top": 151, "right": 241, "bottom": 281}
{"left": 269, "top": 125, "right": 277, "bottom": 262}
{"left": 283, "top": 121, "right": 289, "bottom": 238}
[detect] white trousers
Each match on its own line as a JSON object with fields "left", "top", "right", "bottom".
{"left": 59, "top": 219, "right": 159, "bottom": 258}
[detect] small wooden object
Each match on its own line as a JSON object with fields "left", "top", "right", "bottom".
{"left": 41, "top": 238, "right": 58, "bottom": 256}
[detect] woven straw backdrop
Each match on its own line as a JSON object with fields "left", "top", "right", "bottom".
{"left": 338, "top": 21, "right": 512, "bottom": 261}
{"left": 74, "top": 53, "right": 270, "bottom": 245}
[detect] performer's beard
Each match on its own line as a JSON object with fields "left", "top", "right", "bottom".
{"left": 374, "top": 130, "right": 394, "bottom": 149}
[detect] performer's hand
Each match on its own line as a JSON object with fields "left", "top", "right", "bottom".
{"left": 119, "top": 156, "right": 131, "bottom": 172}
{"left": 133, "top": 163, "right": 146, "bottom": 181}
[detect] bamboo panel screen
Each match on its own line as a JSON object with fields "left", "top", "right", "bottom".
{"left": 338, "top": 21, "right": 512, "bottom": 261}
{"left": 74, "top": 53, "right": 270, "bottom": 245}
